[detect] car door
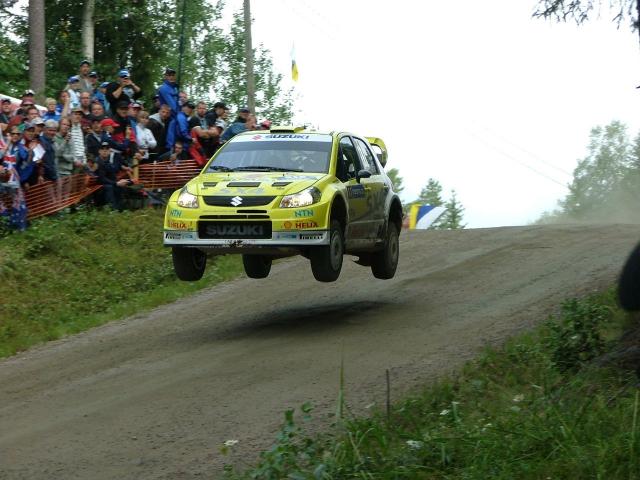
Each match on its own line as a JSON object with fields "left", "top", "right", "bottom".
{"left": 337, "top": 136, "right": 370, "bottom": 245}
{"left": 353, "top": 136, "right": 386, "bottom": 241}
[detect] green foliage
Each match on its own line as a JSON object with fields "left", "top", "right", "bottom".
{"left": 0, "top": 208, "right": 243, "bottom": 357}
{"left": 545, "top": 297, "right": 611, "bottom": 372}
{"left": 225, "top": 290, "right": 640, "bottom": 479}
{"left": 417, "top": 177, "right": 443, "bottom": 206}
{"left": 438, "top": 189, "right": 466, "bottom": 230}
{"left": 0, "top": 2, "right": 28, "bottom": 96}
{"left": 386, "top": 167, "right": 404, "bottom": 196}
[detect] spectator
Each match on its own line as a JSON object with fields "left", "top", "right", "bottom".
{"left": 19, "top": 106, "right": 40, "bottom": 132}
{"left": 69, "top": 107, "right": 86, "bottom": 166}
{"left": 32, "top": 117, "right": 46, "bottom": 137}
{"left": 179, "top": 91, "right": 188, "bottom": 107}
{"left": 157, "top": 67, "right": 179, "bottom": 118}
{"left": 90, "top": 101, "right": 106, "bottom": 120}
{"left": 39, "top": 120, "right": 59, "bottom": 182}
{"left": 79, "top": 91, "right": 93, "bottom": 120}
{"left": 56, "top": 90, "right": 71, "bottom": 117}
{"left": 204, "top": 101, "right": 229, "bottom": 129}
{"left": 100, "top": 117, "right": 132, "bottom": 155}
{"left": 0, "top": 150, "right": 27, "bottom": 230}
{"left": 78, "top": 59, "right": 93, "bottom": 93}
{"left": 220, "top": 108, "right": 253, "bottom": 142}
{"left": 0, "top": 98, "right": 12, "bottom": 131}
{"left": 85, "top": 117, "right": 104, "bottom": 158}
{"left": 169, "top": 140, "right": 190, "bottom": 163}
{"left": 17, "top": 123, "right": 39, "bottom": 186}
{"left": 189, "top": 101, "right": 218, "bottom": 158}
{"left": 95, "top": 141, "right": 133, "bottom": 211}
{"left": 88, "top": 70, "right": 98, "bottom": 93}
{"left": 128, "top": 102, "right": 143, "bottom": 124}
{"left": 166, "top": 101, "right": 194, "bottom": 152}
{"left": 110, "top": 100, "right": 137, "bottom": 157}
{"left": 94, "top": 82, "right": 110, "bottom": 113}
{"left": 149, "top": 94, "right": 161, "bottom": 115}
{"left": 189, "top": 101, "right": 208, "bottom": 130}
{"left": 3, "top": 127, "right": 28, "bottom": 167}
{"left": 42, "top": 98, "right": 61, "bottom": 122}
{"left": 147, "top": 104, "right": 171, "bottom": 159}
{"left": 67, "top": 76, "right": 82, "bottom": 109}
{"left": 53, "top": 117, "right": 76, "bottom": 176}
{"left": 20, "top": 90, "right": 35, "bottom": 109}
{"left": 135, "top": 111, "right": 157, "bottom": 163}
{"left": 105, "top": 69, "right": 142, "bottom": 113}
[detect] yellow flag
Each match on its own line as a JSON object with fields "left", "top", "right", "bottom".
{"left": 291, "top": 44, "right": 299, "bottom": 82}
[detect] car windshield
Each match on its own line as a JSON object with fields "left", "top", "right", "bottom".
{"left": 208, "top": 134, "right": 333, "bottom": 173}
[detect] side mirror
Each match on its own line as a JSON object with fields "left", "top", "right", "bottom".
{"left": 356, "top": 169, "right": 371, "bottom": 183}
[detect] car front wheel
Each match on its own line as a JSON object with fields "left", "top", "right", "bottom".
{"left": 371, "top": 221, "right": 399, "bottom": 279}
{"left": 172, "top": 247, "right": 207, "bottom": 281}
{"left": 310, "top": 219, "right": 344, "bottom": 282}
{"left": 242, "top": 254, "right": 272, "bottom": 279}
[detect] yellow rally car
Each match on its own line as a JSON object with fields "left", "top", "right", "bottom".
{"left": 163, "top": 126, "right": 403, "bottom": 282}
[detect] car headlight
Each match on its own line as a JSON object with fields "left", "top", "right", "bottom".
{"left": 176, "top": 187, "right": 199, "bottom": 208}
{"left": 279, "top": 187, "right": 321, "bottom": 208}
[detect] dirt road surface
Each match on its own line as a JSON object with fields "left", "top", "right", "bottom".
{"left": 1, "top": 225, "right": 638, "bottom": 479}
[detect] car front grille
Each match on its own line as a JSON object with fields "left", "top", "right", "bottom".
{"left": 202, "top": 196, "right": 276, "bottom": 207}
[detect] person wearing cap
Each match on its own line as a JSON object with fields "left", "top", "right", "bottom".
{"left": 110, "top": 100, "right": 137, "bottom": 158}
{"left": 16, "top": 123, "right": 40, "bottom": 186}
{"left": 165, "top": 101, "right": 194, "bottom": 152}
{"left": 157, "top": 67, "right": 179, "bottom": 118}
{"left": 95, "top": 140, "right": 132, "bottom": 211}
{"left": 105, "top": 69, "right": 142, "bottom": 114}
{"left": 0, "top": 98, "right": 13, "bottom": 131}
{"left": 150, "top": 94, "right": 161, "bottom": 115}
{"left": 38, "top": 119, "right": 59, "bottom": 182}
{"left": 128, "top": 102, "right": 143, "bottom": 122}
{"left": 220, "top": 108, "right": 254, "bottom": 142}
{"left": 32, "top": 117, "right": 46, "bottom": 137}
{"left": 94, "top": 81, "right": 110, "bottom": 113}
{"left": 66, "top": 75, "right": 82, "bottom": 109}
{"left": 21, "top": 89, "right": 35, "bottom": 103}
{"left": 69, "top": 107, "right": 86, "bottom": 166}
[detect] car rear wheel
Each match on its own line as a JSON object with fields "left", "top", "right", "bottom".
{"left": 310, "top": 219, "right": 344, "bottom": 282}
{"left": 371, "top": 221, "right": 399, "bottom": 279}
{"left": 172, "top": 247, "right": 207, "bottom": 281}
{"left": 242, "top": 254, "right": 272, "bottom": 279}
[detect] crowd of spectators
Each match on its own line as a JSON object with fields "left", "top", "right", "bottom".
{"left": 0, "top": 60, "right": 272, "bottom": 229}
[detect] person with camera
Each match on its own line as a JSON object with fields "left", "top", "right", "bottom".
{"left": 105, "top": 69, "right": 143, "bottom": 114}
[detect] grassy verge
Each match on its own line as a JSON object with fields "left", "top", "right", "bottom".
{"left": 223, "top": 290, "right": 640, "bottom": 479}
{"left": 0, "top": 209, "right": 243, "bottom": 358}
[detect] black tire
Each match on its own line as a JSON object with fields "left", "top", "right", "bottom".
{"left": 242, "top": 254, "right": 272, "bottom": 279}
{"left": 619, "top": 241, "right": 640, "bottom": 311}
{"left": 371, "top": 221, "right": 400, "bottom": 279}
{"left": 310, "top": 219, "right": 344, "bottom": 282}
{"left": 172, "top": 247, "right": 207, "bottom": 281}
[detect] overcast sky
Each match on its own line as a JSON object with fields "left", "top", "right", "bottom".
{"left": 233, "top": 0, "right": 640, "bottom": 228}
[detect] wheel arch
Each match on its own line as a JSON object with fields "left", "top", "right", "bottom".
{"left": 389, "top": 196, "right": 403, "bottom": 232}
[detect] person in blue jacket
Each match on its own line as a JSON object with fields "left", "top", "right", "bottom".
{"left": 166, "top": 101, "right": 194, "bottom": 152}
{"left": 157, "top": 67, "right": 179, "bottom": 118}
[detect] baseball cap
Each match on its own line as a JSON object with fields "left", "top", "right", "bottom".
{"left": 72, "top": 106, "right": 83, "bottom": 113}
{"left": 21, "top": 99, "right": 35, "bottom": 106}
{"left": 23, "top": 122, "right": 35, "bottom": 130}
{"left": 44, "top": 119, "right": 58, "bottom": 129}
{"left": 100, "top": 118, "right": 120, "bottom": 128}
{"left": 68, "top": 75, "right": 80, "bottom": 83}
{"left": 99, "top": 141, "right": 111, "bottom": 148}
{"left": 118, "top": 69, "right": 130, "bottom": 78}
{"left": 239, "top": 106, "right": 250, "bottom": 113}
{"left": 183, "top": 101, "right": 196, "bottom": 109}
{"left": 164, "top": 67, "right": 176, "bottom": 75}
{"left": 116, "top": 100, "right": 129, "bottom": 109}
{"left": 213, "top": 101, "right": 227, "bottom": 110}
{"left": 89, "top": 71, "right": 98, "bottom": 78}
{"left": 32, "top": 117, "right": 45, "bottom": 125}
{"left": 129, "top": 102, "right": 142, "bottom": 109}
{"left": 99, "top": 81, "right": 110, "bottom": 88}
{"left": 23, "top": 89, "right": 35, "bottom": 96}
{"left": 2, "top": 98, "right": 12, "bottom": 104}
{"left": 80, "top": 59, "right": 91, "bottom": 66}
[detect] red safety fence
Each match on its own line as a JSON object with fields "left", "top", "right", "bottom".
{"left": 0, "top": 159, "right": 202, "bottom": 221}
{"left": 138, "top": 159, "right": 202, "bottom": 189}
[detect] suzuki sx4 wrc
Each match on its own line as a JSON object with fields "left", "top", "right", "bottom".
{"left": 164, "top": 126, "right": 402, "bottom": 282}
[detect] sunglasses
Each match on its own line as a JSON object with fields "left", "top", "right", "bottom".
{"left": 10, "top": 132, "right": 20, "bottom": 135}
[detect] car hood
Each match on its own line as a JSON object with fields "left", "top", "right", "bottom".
{"left": 190, "top": 171, "right": 327, "bottom": 197}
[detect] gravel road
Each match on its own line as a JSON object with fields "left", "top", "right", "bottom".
{"left": 1, "top": 224, "right": 638, "bottom": 479}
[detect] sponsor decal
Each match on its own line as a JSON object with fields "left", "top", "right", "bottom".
{"left": 274, "top": 232, "right": 298, "bottom": 240}
{"left": 295, "top": 221, "right": 318, "bottom": 229}
{"left": 265, "top": 134, "right": 310, "bottom": 139}
{"left": 299, "top": 234, "right": 324, "bottom": 240}
{"left": 252, "top": 135, "right": 262, "bottom": 140}
{"left": 294, "top": 209, "right": 314, "bottom": 218}
{"left": 348, "top": 184, "right": 365, "bottom": 199}
{"left": 207, "top": 224, "right": 264, "bottom": 236}
{"left": 230, "top": 196, "right": 243, "bottom": 206}
{"left": 164, "top": 232, "right": 195, "bottom": 240}
{"left": 283, "top": 221, "right": 293, "bottom": 229}
{"left": 168, "top": 220, "right": 193, "bottom": 230}
{"left": 169, "top": 208, "right": 182, "bottom": 217}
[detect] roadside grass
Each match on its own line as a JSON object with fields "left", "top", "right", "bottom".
{"left": 0, "top": 209, "right": 243, "bottom": 358}
{"left": 223, "top": 289, "right": 640, "bottom": 479}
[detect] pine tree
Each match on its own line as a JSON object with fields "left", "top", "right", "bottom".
{"left": 417, "top": 178, "right": 444, "bottom": 206}
{"left": 438, "top": 190, "right": 466, "bottom": 230}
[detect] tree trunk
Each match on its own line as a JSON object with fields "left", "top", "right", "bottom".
{"left": 28, "top": 0, "right": 46, "bottom": 102}
{"left": 243, "top": 0, "right": 256, "bottom": 114}
{"left": 82, "top": 0, "right": 96, "bottom": 61}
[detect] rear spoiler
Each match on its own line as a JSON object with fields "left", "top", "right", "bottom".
{"left": 366, "top": 137, "right": 388, "bottom": 167}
